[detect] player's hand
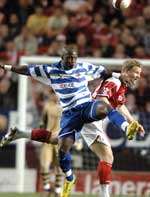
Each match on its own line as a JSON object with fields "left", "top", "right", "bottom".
{"left": 137, "top": 124, "right": 145, "bottom": 137}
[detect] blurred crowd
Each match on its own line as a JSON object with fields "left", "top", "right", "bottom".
{"left": 0, "top": 0, "right": 149, "bottom": 60}
{"left": 0, "top": 0, "right": 150, "bottom": 137}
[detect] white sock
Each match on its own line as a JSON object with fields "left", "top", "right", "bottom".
{"left": 121, "top": 121, "right": 129, "bottom": 132}
{"left": 100, "top": 184, "right": 110, "bottom": 197}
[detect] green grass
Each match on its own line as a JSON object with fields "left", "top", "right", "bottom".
{"left": 0, "top": 194, "right": 39, "bottom": 197}
{"left": 0, "top": 194, "right": 144, "bottom": 197}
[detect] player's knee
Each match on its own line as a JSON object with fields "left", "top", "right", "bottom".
{"left": 103, "top": 148, "right": 114, "bottom": 164}
{"left": 104, "top": 152, "right": 114, "bottom": 164}
{"left": 96, "top": 101, "right": 112, "bottom": 119}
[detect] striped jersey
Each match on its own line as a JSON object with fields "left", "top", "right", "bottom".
{"left": 28, "top": 61, "right": 106, "bottom": 111}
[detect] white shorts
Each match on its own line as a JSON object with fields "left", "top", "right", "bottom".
{"left": 81, "top": 118, "right": 111, "bottom": 148}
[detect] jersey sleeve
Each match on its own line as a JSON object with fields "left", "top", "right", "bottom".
{"left": 84, "top": 62, "right": 106, "bottom": 80}
{"left": 95, "top": 81, "right": 117, "bottom": 99}
{"left": 27, "top": 64, "right": 51, "bottom": 85}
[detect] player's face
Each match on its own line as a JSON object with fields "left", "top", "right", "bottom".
{"left": 122, "top": 66, "right": 141, "bottom": 87}
{"left": 61, "top": 51, "right": 78, "bottom": 70}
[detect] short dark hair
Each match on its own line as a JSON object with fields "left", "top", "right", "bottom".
{"left": 61, "top": 45, "right": 78, "bottom": 57}
{"left": 123, "top": 59, "right": 142, "bottom": 71}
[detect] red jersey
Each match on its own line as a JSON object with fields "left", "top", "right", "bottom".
{"left": 92, "top": 77, "right": 127, "bottom": 108}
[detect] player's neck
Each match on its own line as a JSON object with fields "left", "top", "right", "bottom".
{"left": 61, "top": 61, "right": 75, "bottom": 70}
{"left": 120, "top": 76, "right": 127, "bottom": 87}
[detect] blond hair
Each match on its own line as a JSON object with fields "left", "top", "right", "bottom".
{"left": 122, "top": 59, "right": 142, "bottom": 71}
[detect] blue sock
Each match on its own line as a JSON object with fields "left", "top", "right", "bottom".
{"left": 59, "top": 150, "right": 74, "bottom": 181}
{"left": 107, "top": 109, "right": 128, "bottom": 131}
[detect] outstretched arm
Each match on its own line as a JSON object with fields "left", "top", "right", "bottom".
{"left": 117, "top": 104, "right": 145, "bottom": 135}
{"left": 0, "top": 64, "right": 29, "bottom": 75}
{"left": 117, "top": 104, "right": 134, "bottom": 123}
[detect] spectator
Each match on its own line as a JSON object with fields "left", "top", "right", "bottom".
{"left": 0, "top": 77, "right": 17, "bottom": 110}
{"left": 76, "top": 32, "right": 90, "bottom": 56}
{"left": 14, "top": 26, "right": 38, "bottom": 55}
{"left": 0, "top": 24, "right": 9, "bottom": 52}
{"left": 56, "top": 34, "right": 66, "bottom": 49}
{"left": 26, "top": 6, "right": 48, "bottom": 36}
{"left": 64, "top": 15, "right": 79, "bottom": 44}
{"left": 17, "top": 0, "right": 34, "bottom": 25}
{"left": 143, "top": 26, "right": 150, "bottom": 57}
{"left": 100, "top": 35, "right": 114, "bottom": 57}
{"left": 124, "top": 35, "right": 137, "bottom": 57}
{"left": 143, "top": 5, "right": 150, "bottom": 26}
{"left": 47, "top": 7, "right": 68, "bottom": 39}
{"left": 47, "top": 40, "right": 61, "bottom": 56}
{"left": 113, "top": 44, "right": 126, "bottom": 58}
{"left": 134, "top": 46, "right": 147, "bottom": 59}
{"left": 63, "top": 0, "right": 92, "bottom": 13}
{"left": 91, "top": 12, "right": 106, "bottom": 47}
{"left": 8, "top": 13, "right": 21, "bottom": 39}
{"left": 0, "top": 0, "right": 7, "bottom": 24}
{"left": 75, "top": 9, "right": 92, "bottom": 33}
{"left": 4, "top": 40, "right": 19, "bottom": 65}
{"left": 134, "top": 76, "right": 150, "bottom": 111}
{"left": 133, "top": 16, "right": 146, "bottom": 42}
{"left": 91, "top": 48, "right": 102, "bottom": 58}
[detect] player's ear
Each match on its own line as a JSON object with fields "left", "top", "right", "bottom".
{"left": 121, "top": 66, "right": 127, "bottom": 73}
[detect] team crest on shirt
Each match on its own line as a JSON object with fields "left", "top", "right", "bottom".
{"left": 118, "top": 95, "right": 123, "bottom": 101}
{"left": 101, "top": 87, "right": 110, "bottom": 95}
{"left": 118, "top": 95, "right": 126, "bottom": 103}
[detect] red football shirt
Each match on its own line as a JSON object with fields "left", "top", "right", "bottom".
{"left": 92, "top": 77, "right": 127, "bottom": 108}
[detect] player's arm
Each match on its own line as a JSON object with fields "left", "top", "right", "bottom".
{"left": 96, "top": 95, "right": 111, "bottom": 106}
{"left": 117, "top": 104, "right": 145, "bottom": 134}
{"left": 85, "top": 63, "right": 120, "bottom": 81}
{"left": 117, "top": 104, "right": 135, "bottom": 123}
{"left": 0, "top": 64, "right": 29, "bottom": 75}
{"left": 94, "top": 80, "right": 116, "bottom": 107}
{"left": 0, "top": 63, "right": 51, "bottom": 86}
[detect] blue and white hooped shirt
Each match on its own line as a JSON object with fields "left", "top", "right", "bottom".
{"left": 28, "top": 61, "right": 106, "bottom": 111}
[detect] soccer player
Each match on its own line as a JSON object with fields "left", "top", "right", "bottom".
{"left": 0, "top": 46, "right": 143, "bottom": 197}
{"left": 39, "top": 88, "right": 63, "bottom": 196}
{"left": 81, "top": 59, "right": 145, "bottom": 197}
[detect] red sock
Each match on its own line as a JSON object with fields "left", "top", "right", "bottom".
{"left": 97, "top": 161, "right": 112, "bottom": 184}
{"left": 31, "top": 128, "right": 51, "bottom": 143}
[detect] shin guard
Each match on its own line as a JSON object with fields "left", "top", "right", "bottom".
{"left": 59, "top": 150, "right": 73, "bottom": 181}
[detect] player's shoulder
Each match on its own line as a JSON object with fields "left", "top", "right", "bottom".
{"left": 77, "top": 61, "right": 102, "bottom": 72}
{"left": 45, "top": 61, "right": 61, "bottom": 72}
{"left": 105, "top": 77, "right": 121, "bottom": 90}
{"left": 49, "top": 62, "right": 61, "bottom": 69}
{"left": 77, "top": 61, "right": 94, "bottom": 67}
